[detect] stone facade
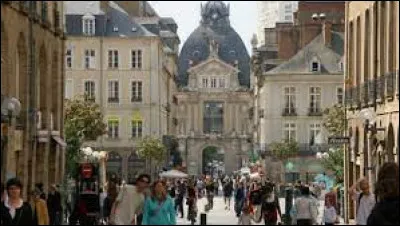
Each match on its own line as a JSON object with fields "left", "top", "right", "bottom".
{"left": 1, "top": 1, "right": 65, "bottom": 198}
{"left": 174, "top": 54, "right": 253, "bottom": 175}
{"left": 64, "top": 1, "right": 179, "bottom": 182}
{"left": 344, "top": 1, "right": 399, "bottom": 221}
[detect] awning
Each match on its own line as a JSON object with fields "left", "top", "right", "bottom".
{"left": 52, "top": 135, "right": 67, "bottom": 147}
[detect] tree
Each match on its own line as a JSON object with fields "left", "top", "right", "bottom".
{"left": 321, "top": 105, "right": 345, "bottom": 181}
{"left": 137, "top": 136, "right": 167, "bottom": 176}
{"left": 64, "top": 96, "right": 107, "bottom": 177}
{"left": 269, "top": 140, "right": 299, "bottom": 162}
{"left": 322, "top": 105, "right": 345, "bottom": 136}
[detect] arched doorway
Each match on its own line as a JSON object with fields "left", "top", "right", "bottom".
{"left": 386, "top": 123, "right": 395, "bottom": 162}
{"left": 127, "top": 152, "right": 145, "bottom": 184}
{"left": 202, "top": 146, "right": 225, "bottom": 177}
{"left": 106, "top": 151, "right": 122, "bottom": 181}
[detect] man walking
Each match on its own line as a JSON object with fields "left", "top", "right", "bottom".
{"left": 349, "top": 178, "right": 376, "bottom": 225}
{"left": 47, "top": 184, "right": 62, "bottom": 225}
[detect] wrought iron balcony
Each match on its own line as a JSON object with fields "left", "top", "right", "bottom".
{"left": 131, "top": 97, "right": 142, "bottom": 102}
{"left": 107, "top": 97, "right": 119, "bottom": 103}
{"left": 282, "top": 108, "right": 297, "bottom": 117}
{"left": 385, "top": 72, "right": 395, "bottom": 100}
{"left": 361, "top": 82, "right": 369, "bottom": 107}
{"left": 368, "top": 80, "right": 376, "bottom": 105}
{"left": 377, "top": 76, "right": 385, "bottom": 103}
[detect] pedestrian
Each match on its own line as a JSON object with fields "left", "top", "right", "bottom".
{"left": 234, "top": 182, "right": 246, "bottom": 217}
{"left": 35, "top": 183, "right": 46, "bottom": 200}
{"left": 238, "top": 204, "right": 254, "bottom": 225}
{"left": 142, "top": 180, "right": 176, "bottom": 225}
{"left": 186, "top": 184, "right": 198, "bottom": 225}
{"left": 367, "top": 162, "right": 399, "bottom": 225}
{"left": 349, "top": 178, "right": 376, "bottom": 225}
{"left": 103, "top": 181, "right": 118, "bottom": 224}
{"left": 261, "top": 185, "right": 282, "bottom": 225}
{"left": 175, "top": 180, "right": 186, "bottom": 218}
{"left": 30, "top": 189, "right": 50, "bottom": 225}
{"left": 223, "top": 180, "right": 234, "bottom": 210}
{"left": 47, "top": 184, "right": 62, "bottom": 225}
{"left": 290, "top": 186, "right": 318, "bottom": 225}
{"left": 323, "top": 196, "right": 337, "bottom": 225}
{"left": 99, "top": 187, "right": 107, "bottom": 224}
{"left": 205, "top": 178, "right": 215, "bottom": 210}
{"left": 110, "top": 174, "right": 151, "bottom": 225}
{"left": 0, "top": 178, "right": 34, "bottom": 225}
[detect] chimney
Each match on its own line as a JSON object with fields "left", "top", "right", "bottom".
{"left": 322, "top": 21, "right": 332, "bottom": 47}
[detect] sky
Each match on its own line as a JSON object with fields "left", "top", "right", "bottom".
{"left": 149, "top": 1, "right": 257, "bottom": 54}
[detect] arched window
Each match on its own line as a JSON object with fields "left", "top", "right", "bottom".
{"left": 82, "top": 13, "right": 95, "bottom": 36}
{"left": 310, "top": 57, "right": 321, "bottom": 72}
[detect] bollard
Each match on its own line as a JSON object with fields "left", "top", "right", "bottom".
{"left": 200, "top": 213, "right": 207, "bottom": 225}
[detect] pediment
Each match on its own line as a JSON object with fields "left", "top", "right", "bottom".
{"left": 187, "top": 58, "right": 240, "bottom": 75}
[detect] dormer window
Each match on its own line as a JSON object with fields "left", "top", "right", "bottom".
{"left": 310, "top": 57, "right": 321, "bottom": 72}
{"left": 82, "top": 14, "right": 95, "bottom": 36}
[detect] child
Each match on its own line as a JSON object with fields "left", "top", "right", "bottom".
{"left": 323, "top": 197, "right": 337, "bottom": 225}
{"left": 238, "top": 205, "right": 254, "bottom": 225}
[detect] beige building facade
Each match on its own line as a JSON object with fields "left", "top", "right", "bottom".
{"left": 1, "top": 1, "right": 66, "bottom": 197}
{"left": 64, "top": 1, "right": 179, "bottom": 182}
{"left": 344, "top": 1, "right": 399, "bottom": 222}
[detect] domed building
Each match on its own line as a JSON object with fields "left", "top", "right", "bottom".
{"left": 173, "top": 1, "right": 253, "bottom": 175}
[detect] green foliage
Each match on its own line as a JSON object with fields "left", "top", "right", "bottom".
{"left": 322, "top": 105, "right": 346, "bottom": 136}
{"left": 64, "top": 96, "right": 107, "bottom": 177}
{"left": 136, "top": 136, "right": 167, "bottom": 163}
{"left": 270, "top": 140, "right": 299, "bottom": 161}
{"left": 320, "top": 148, "right": 344, "bottom": 178}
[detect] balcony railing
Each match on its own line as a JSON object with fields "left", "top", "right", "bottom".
{"left": 362, "top": 82, "right": 369, "bottom": 107}
{"left": 308, "top": 108, "right": 323, "bottom": 116}
{"left": 377, "top": 76, "right": 385, "bottom": 103}
{"left": 108, "top": 97, "right": 119, "bottom": 103}
{"left": 385, "top": 72, "right": 395, "bottom": 100}
{"left": 131, "top": 97, "right": 142, "bottom": 102}
{"left": 368, "top": 80, "right": 376, "bottom": 105}
{"left": 282, "top": 108, "right": 297, "bottom": 116}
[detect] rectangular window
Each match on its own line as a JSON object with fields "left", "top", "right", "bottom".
{"left": 131, "top": 50, "right": 143, "bottom": 69}
{"left": 108, "top": 50, "right": 119, "bottom": 69}
{"left": 309, "top": 123, "right": 322, "bottom": 145}
{"left": 219, "top": 78, "right": 225, "bottom": 88}
{"left": 108, "top": 80, "right": 119, "bottom": 103}
{"left": 336, "top": 87, "right": 344, "bottom": 105}
{"left": 211, "top": 77, "right": 217, "bottom": 88}
{"left": 131, "top": 81, "right": 143, "bottom": 102}
{"left": 202, "top": 78, "right": 208, "bottom": 88}
{"left": 65, "top": 79, "right": 73, "bottom": 99}
{"left": 284, "top": 87, "right": 296, "bottom": 114}
{"left": 309, "top": 87, "right": 322, "bottom": 113}
{"left": 83, "top": 18, "right": 95, "bottom": 36}
{"left": 84, "top": 49, "right": 96, "bottom": 69}
{"left": 107, "top": 120, "right": 119, "bottom": 138}
{"left": 203, "top": 102, "right": 224, "bottom": 134}
{"left": 66, "top": 49, "right": 72, "bottom": 68}
{"left": 283, "top": 122, "right": 296, "bottom": 141}
{"left": 312, "top": 62, "right": 319, "bottom": 72}
{"left": 84, "top": 81, "right": 95, "bottom": 102}
{"left": 132, "top": 120, "right": 143, "bottom": 138}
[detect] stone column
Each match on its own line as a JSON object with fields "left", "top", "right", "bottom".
{"left": 43, "top": 131, "right": 51, "bottom": 195}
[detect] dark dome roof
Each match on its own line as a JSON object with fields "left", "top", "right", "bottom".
{"left": 177, "top": 1, "right": 250, "bottom": 88}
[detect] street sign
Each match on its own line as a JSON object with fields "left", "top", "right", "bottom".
{"left": 328, "top": 137, "right": 350, "bottom": 145}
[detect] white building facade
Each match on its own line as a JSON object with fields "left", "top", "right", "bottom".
{"left": 256, "top": 1, "right": 298, "bottom": 46}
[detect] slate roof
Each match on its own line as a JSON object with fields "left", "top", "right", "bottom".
{"left": 266, "top": 31, "right": 344, "bottom": 74}
{"left": 177, "top": 1, "right": 250, "bottom": 88}
{"left": 65, "top": 1, "right": 157, "bottom": 38}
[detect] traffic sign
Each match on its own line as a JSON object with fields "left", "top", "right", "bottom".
{"left": 328, "top": 137, "right": 350, "bottom": 145}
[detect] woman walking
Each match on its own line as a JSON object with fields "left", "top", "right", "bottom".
{"left": 30, "top": 190, "right": 50, "bottom": 225}
{"left": 261, "top": 185, "right": 282, "bottom": 225}
{"left": 0, "top": 178, "right": 34, "bottom": 225}
{"left": 367, "top": 162, "right": 399, "bottom": 225}
{"left": 142, "top": 180, "right": 176, "bottom": 225}
{"left": 290, "top": 186, "right": 318, "bottom": 225}
{"left": 187, "top": 184, "right": 198, "bottom": 225}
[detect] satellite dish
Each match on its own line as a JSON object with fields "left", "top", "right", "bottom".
{"left": 1, "top": 97, "right": 21, "bottom": 117}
